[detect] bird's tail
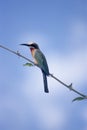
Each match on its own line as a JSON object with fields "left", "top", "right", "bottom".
{"left": 42, "top": 70, "right": 49, "bottom": 93}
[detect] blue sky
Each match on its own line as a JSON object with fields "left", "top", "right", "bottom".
{"left": 0, "top": 0, "right": 87, "bottom": 130}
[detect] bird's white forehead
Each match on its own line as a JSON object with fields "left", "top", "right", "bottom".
{"left": 28, "top": 41, "right": 36, "bottom": 45}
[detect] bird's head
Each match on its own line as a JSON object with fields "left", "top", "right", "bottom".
{"left": 20, "top": 42, "right": 39, "bottom": 49}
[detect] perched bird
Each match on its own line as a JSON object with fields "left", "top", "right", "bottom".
{"left": 21, "top": 42, "right": 49, "bottom": 93}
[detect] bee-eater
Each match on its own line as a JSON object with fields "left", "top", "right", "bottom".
{"left": 21, "top": 42, "right": 49, "bottom": 93}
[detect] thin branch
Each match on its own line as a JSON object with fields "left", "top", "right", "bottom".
{"left": 50, "top": 74, "right": 87, "bottom": 98}
{"left": 0, "top": 44, "right": 87, "bottom": 98}
{"left": 0, "top": 45, "right": 35, "bottom": 65}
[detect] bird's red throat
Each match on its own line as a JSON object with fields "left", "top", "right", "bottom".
{"left": 30, "top": 47, "right": 34, "bottom": 52}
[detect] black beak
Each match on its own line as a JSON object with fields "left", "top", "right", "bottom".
{"left": 20, "top": 43, "right": 30, "bottom": 47}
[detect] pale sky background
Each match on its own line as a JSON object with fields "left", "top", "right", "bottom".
{"left": 0, "top": 0, "right": 87, "bottom": 130}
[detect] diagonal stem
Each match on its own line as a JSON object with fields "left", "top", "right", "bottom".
{"left": 50, "top": 74, "right": 87, "bottom": 98}
{"left": 0, "top": 45, "right": 35, "bottom": 65}
{"left": 0, "top": 44, "right": 87, "bottom": 98}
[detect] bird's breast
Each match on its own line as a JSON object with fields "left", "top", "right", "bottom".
{"left": 30, "top": 48, "right": 38, "bottom": 64}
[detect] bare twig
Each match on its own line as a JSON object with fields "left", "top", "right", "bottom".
{"left": 0, "top": 44, "right": 87, "bottom": 99}
{"left": 0, "top": 45, "right": 34, "bottom": 65}
{"left": 50, "top": 74, "right": 86, "bottom": 98}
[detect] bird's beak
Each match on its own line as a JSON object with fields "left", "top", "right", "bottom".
{"left": 20, "top": 43, "right": 30, "bottom": 47}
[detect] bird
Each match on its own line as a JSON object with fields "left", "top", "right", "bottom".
{"left": 20, "top": 42, "right": 49, "bottom": 93}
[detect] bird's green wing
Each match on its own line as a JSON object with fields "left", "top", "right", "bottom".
{"left": 35, "top": 49, "right": 49, "bottom": 75}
